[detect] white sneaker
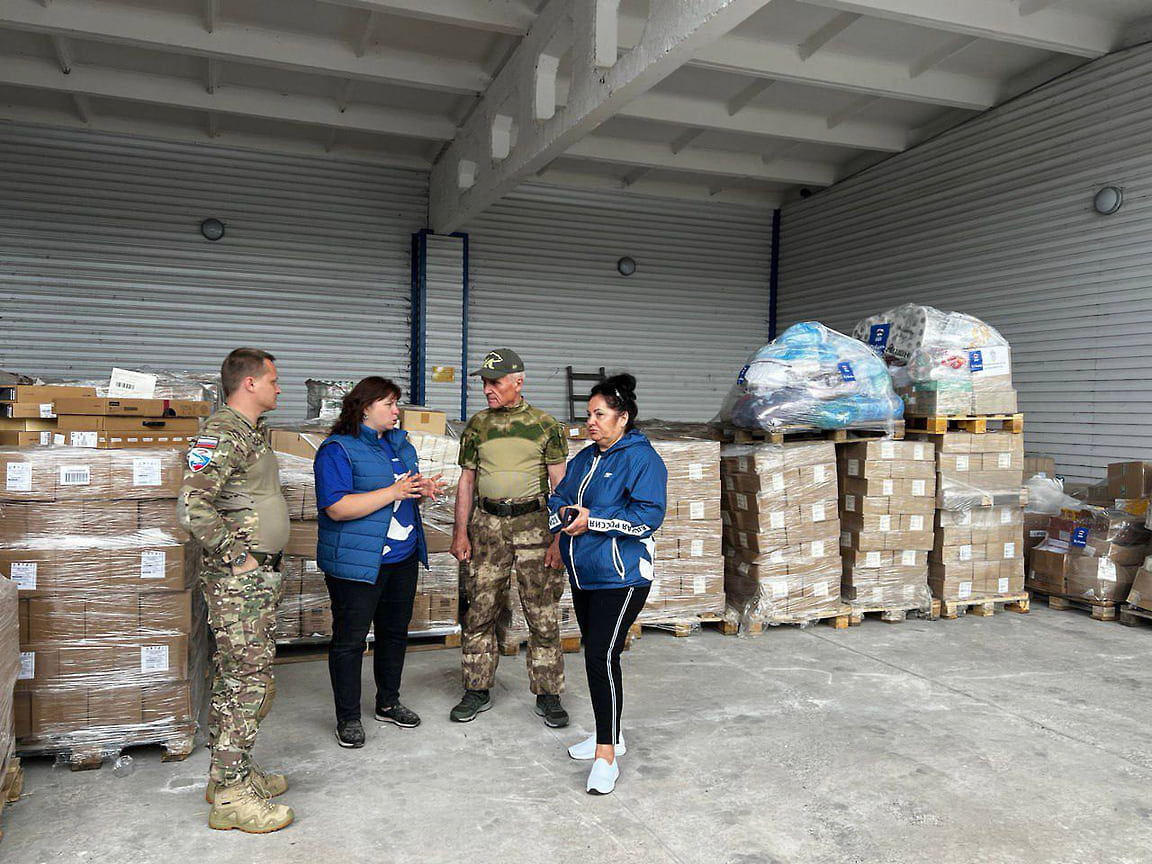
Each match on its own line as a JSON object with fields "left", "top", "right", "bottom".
{"left": 586, "top": 758, "right": 619, "bottom": 795}
{"left": 568, "top": 732, "right": 626, "bottom": 760}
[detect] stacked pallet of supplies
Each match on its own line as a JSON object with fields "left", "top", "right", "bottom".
{"left": 0, "top": 574, "right": 18, "bottom": 808}
{"left": 907, "top": 431, "right": 1026, "bottom": 608}
{"left": 721, "top": 441, "right": 842, "bottom": 631}
{"left": 0, "top": 385, "right": 95, "bottom": 447}
{"left": 1029, "top": 507, "right": 1150, "bottom": 605}
{"left": 837, "top": 440, "right": 935, "bottom": 614}
{"left": 0, "top": 447, "right": 209, "bottom": 763}
{"left": 54, "top": 395, "right": 209, "bottom": 450}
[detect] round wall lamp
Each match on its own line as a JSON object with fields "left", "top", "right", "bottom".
{"left": 200, "top": 218, "right": 226, "bottom": 241}
{"left": 1093, "top": 186, "right": 1123, "bottom": 216}
{"left": 617, "top": 256, "right": 637, "bottom": 276}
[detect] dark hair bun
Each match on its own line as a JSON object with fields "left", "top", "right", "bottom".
{"left": 605, "top": 373, "right": 636, "bottom": 398}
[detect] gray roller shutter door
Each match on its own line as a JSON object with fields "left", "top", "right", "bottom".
{"left": 0, "top": 122, "right": 426, "bottom": 419}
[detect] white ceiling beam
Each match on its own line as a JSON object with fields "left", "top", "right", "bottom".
{"left": 621, "top": 91, "right": 906, "bottom": 151}
{"left": 726, "top": 78, "right": 773, "bottom": 116}
{"left": 204, "top": 0, "right": 218, "bottom": 34}
{"left": 50, "top": 34, "right": 72, "bottom": 74}
{"left": 909, "top": 34, "right": 977, "bottom": 79}
{"left": 324, "top": 128, "right": 339, "bottom": 152}
{"left": 207, "top": 111, "right": 220, "bottom": 138}
{"left": 0, "top": 54, "right": 458, "bottom": 141}
{"left": 669, "top": 127, "right": 705, "bottom": 154}
{"left": 826, "top": 94, "right": 879, "bottom": 128}
{"left": 797, "top": 0, "right": 1117, "bottom": 57}
{"left": 355, "top": 10, "right": 378, "bottom": 58}
{"left": 565, "top": 135, "right": 836, "bottom": 186}
{"left": 907, "top": 107, "right": 973, "bottom": 146}
{"left": 621, "top": 167, "right": 649, "bottom": 187}
{"left": 71, "top": 92, "right": 90, "bottom": 123}
{"left": 336, "top": 79, "right": 354, "bottom": 113}
{"left": 316, "top": 0, "right": 534, "bottom": 36}
{"left": 429, "top": 0, "right": 777, "bottom": 233}
{"left": 0, "top": 0, "right": 489, "bottom": 95}
{"left": 529, "top": 167, "right": 783, "bottom": 208}
{"left": 797, "top": 12, "right": 860, "bottom": 60}
{"left": 1017, "top": 0, "right": 1054, "bottom": 16}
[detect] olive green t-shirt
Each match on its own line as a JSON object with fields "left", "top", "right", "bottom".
{"left": 458, "top": 400, "right": 567, "bottom": 500}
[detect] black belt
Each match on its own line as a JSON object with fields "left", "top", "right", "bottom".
{"left": 252, "top": 551, "right": 283, "bottom": 571}
{"left": 479, "top": 497, "right": 544, "bottom": 518}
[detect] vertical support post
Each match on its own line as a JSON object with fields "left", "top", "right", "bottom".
{"left": 410, "top": 230, "right": 430, "bottom": 405}
{"left": 769, "top": 208, "right": 781, "bottom": 341}
{"left": 452, "top": 231, "right": 470, "bottom": 422}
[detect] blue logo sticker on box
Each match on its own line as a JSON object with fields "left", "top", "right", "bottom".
{"left": 737, "top": 364, "right": 750, "bottom": 386}
{"left": 838, "top": 362, "right": 856, "bottom": 383}
{"left": 969, "top": 350, "right": 984, "bottom": 372}
{"left": 868, "top": 323, "right": 890, "bottom": 349}
{"left": 1071, "top": 526, "right": 1089, "bottom": 547}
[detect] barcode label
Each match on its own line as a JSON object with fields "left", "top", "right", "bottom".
{"left": 109, "top": 368, "right": 157, "bottom": 399}
{"left": 38, "top": 431, "right": 52, "bottom": 445}
{"left": 69, "top": 432, "right": 98, "bottom": 449}
{"left": 59, "top": 465, "right": 91, "bottom": 486}
{"left": 140, "top": 550, "right": 167, "bottom": 579}
{"left": 39, "top": 402, "right": 55, "bottom": 419}
{"left": 689, "top": 501, "right": 705, "bottom": 520}
{"left": 6, "top": 463, "right": 32, "bottom": 492}
{"left": 10, "top": 562, "right": 36, "bottom": 590}
{"left": 140, "top": 644, "right": 170, "bottom": 674}
{"left": 688, "top": 463, "right": 703, "bottom": 481}
{"left": 998, "top": 453, "right": 1011, "bottom": 469}
{"left": 133, "top": 458, "right": 163, "bottom": 487}
{"left": 998, "top": 577, "right": 1009, "bottom": 593}
{"left": 19, "top": 652, "right": 34, "bottom": 680}
{"left": 1004, "top": 543, "right": 1016, "bottom": 559}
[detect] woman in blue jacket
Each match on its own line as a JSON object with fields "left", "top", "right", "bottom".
{"left": 313, "top": 377, "right": 443, "bottom": 749}
{"left": 548, "top": 373, "right": 667, "bottom": 795}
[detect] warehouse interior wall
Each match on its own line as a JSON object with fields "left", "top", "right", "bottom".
{"left": 0, "top": 122, "right": 426, "bottom": 419}
{"left": 464, "top": 185, "right": 775, "bottom": 423}
{"left": 777, "top": 43, "right": 1152, "bottom": 483}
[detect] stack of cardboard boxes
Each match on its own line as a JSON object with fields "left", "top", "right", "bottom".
{"left": 837, "top": 440, "right": 936, "bottom": 611}
{"left": 0, "top": 385, "right": 93, "bottom": 447}
{"left": 0, "top": 447, "right": 207, "bottom": 757}
{"left": 1029, "top": 507, "right": 1150, "bottom": 603}
{"left": 910, "top": 431, "right": 1026, "bottom": 605}
{"left": 0, "top": 576, "right": 18, "bottom": 797}
{"left": 722, "top": 441, "right": 842, "bottom": 629}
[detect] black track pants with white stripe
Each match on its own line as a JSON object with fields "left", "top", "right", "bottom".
{"left": 572, "top": 584, "right": 651, "bottom": 746}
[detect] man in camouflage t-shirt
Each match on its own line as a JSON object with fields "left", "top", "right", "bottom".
{"left": 449, "top": 348, "right": 570, "bottom": 727}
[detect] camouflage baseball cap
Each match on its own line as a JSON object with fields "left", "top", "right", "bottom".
{"left": 470, "top": 348, "right": 525, "bottom": 380}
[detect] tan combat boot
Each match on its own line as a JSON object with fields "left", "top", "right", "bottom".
{"left": 206, "top": 764, "right": 289, "bottom": 804}
{"left": 257, "top": 675, "right": 276, "bottom": 722}
{"left": 208, "top": 779, "right": 294, "bottom": 833}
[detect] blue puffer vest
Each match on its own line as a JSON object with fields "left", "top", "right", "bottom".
{"left": 315, "top": 425, "right": 429, "bottom": 583}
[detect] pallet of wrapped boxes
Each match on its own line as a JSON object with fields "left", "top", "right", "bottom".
{"left": 54, "top": 395, "right": 210, "bottom": 450}
{"left": 1029, "top": 506, "right": 1149, "bottom": 621}
{"left": 0, "top": 384, "right": 96, "bottom": 447}
{"left": 905, "top": 430, "right": 1030, "bottom": 619}
{"left": 0, "top": 447, "right": 210, "bottom": 769}
{"left": 837, "top": 440, "right": 935, "bottom": 622}
{"left": 271, "top": 430, "right": 461, "bottom": 650}
{"left": 721, "top": 441, "right": 843, "bottom": 633}
{"left": 0, "top": 574, "right": 20, "bottom": 839}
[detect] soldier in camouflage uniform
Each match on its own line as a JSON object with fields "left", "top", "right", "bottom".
{"left": 450, "top": 349, "right": 571, "bottom": 726}
{"left": 178, "top": 348, "right": 295, "bottom": 834}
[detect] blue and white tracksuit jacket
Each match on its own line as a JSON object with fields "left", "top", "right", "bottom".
{"left": 548, "top": 430, "right": 668, "bottom": 591}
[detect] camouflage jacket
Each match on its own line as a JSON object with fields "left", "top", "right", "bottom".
{"left": 177, "top": 406, "right": 291, "bottom": 569}
{"left": 458, "top": 400, "right": 568, "bottom": 500}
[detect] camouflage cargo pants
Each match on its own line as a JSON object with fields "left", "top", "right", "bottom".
{"left": 202, "top": 562, "right": 281, "bottom": 785}
{"left": 462, "top": 506, "right": 565, "bottom": 695}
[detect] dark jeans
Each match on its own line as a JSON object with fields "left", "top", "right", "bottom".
{"left": 326, "top": 554, "right": 419, "bottom": 723}
{"left": 571, "top": 584, "right": 650, "bottom": 746}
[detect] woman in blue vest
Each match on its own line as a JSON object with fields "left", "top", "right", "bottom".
{"left": 313, "top": 376, "right": 444, "bottom": 749}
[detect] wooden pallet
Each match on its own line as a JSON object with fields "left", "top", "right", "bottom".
{"left": 57, "top": 732, "right": 196, "bottom": 772}
{"left": 730, "top": 604, "right": 852, "bottom": 634}
{"left": 904, "top": 413, "right": 1024, "bottom": 435}
{"left": 639, "top": 612, "right": 729, "bottom": 637}
{"left": 500, "top": 634, "right": 583, "bottom": 656}
{"left": 274, "top": 628, "right": 462, "bottom": 664}
{"left": 0, "top": 758, "right": 23, "bottom": 842}
{"left": 1119, "top": 604, "right": 1152, "bottom": 629}
{"left": 825, "top": 603, "right": 933, "bottom": 627}
{"left": 719, "top": 422, "right": 904, "bottom": 446}
{"left": 1029, "top": 588, "right": 1119, "bottom": 622}
{"left": 935, "top": 592, "right": 1030, "bottom": 620}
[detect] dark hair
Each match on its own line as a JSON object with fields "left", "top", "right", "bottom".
{"left": 330, "top": 376, "right": 403, "bottom": 436}
{"left": 221, "top": 348, "right": 275, "bottom": 397}
{"left": 589, "top": 373, "right": 638, "bottom": 431}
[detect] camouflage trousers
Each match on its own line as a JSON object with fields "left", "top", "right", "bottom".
{"left": 462, "top": 506, "right": 565, "bottom": 695}
{"left": 202, "top": 562, "right": 282, "bottom": 785}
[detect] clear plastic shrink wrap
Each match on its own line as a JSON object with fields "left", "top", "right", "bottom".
{"left": 1023, "top": 475, "right": 1080, "bottom": 568}
{"left": 1127, "top": 554, "right": 1152, "bottom": 613}
{"left": 853, "top": 304, "right": 1016, "bottom": 416}
{"left": 1030, "top": 505, "right": 1149, "bottom": 603}
{"left": 721, "top": 441, "right": 843, "bottom": 631}
{"left": 716, "top": 323, "right": 903, "bottom": 433}
{"left": 0, "top": 576, "right": 19, "bottom": 780}
{"left": 837, "top": 440, "right": 934, "bottom": 613}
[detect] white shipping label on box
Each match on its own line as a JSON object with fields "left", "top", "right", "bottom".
{"left": 723, "top": 477, "right": 734, "bottom": 492}
{"left": 109, "top": 367, "right": 158, "bottom": 399}
{"left": 770, "top": 550, "right": 785, "bottom": 565}
{"left": 972, "top": 346, "right": 1011, "bottom": 377}
{"left": 813, "top": 464, "right": 828, "bottom": 483}
{"left": 132, "top": 458, "right": 163, "bottom": 487}
{"left": 140, "top": 644, "right": 170, "bottom": 674}
{"left": 813, "top": 581, "right": 829, "bottom": 597}
{"left": 880, "top": 442, "right": 895, "bottom": 460}
{"left": 958, "top": 512, "right": 972, "bottom": 527}
{"left": 811, "top": 540, "right": 826, "bottom": 558}
{"left": 959, "top": 545, "right": 973, "bottom": 562}
{"left": 38, "top": 431, "right": 52, "bottom": 445}
{"left": 1003, "top": 542, "right": 1016, "bottom": 559}
{"left": 19, "top": 652, "right": 34, "bottom": 681}
{"left": 39, "top": 402, "right": 55, "bottom": 419}
{"left": 958, "top": 581, "right": 973, "bottom": 600}
{"left": 901, "top": 550, "right": 917, "bottom": 566}
{"left": 845, "top": 494, "right": 857, "bottom": 513}
{"left": 879, "top": 515, "right": 893, "bottom": 532}
{"left": 912, "top": 480, "right": 927, "bottom": 497}
{"left": 304, "top": 561, "right": 320, "bottom": 573}
{"left": 956, "top": 455, "right": 970, "bottom": 471}
{"left": 692, "top": 573, "right": 706, "bottom": 595}
{"left": 770, "top": 512, "right": 785, "bottom": 530}
{"left": 10, "top": 562, "right": 37, "bottom": 590}
{"left": 998, "top": 453, "right": 1012, "bottom": 469}
{"left": 772, "top": 473, "right": 785, "bottom": 492}
{"left": 69, "top": 432, "right": 98, "bottom": 449}
{"left": 1099, "top": 559, "right": 1117, "bottom": 582}
{"left": 767, "top": 579, "right": 787, "bottom": 600}
{"left": 881, "top": 480, "right": 894, "bottom": 496}
{"left": 737, "top": 561, "right": 751, "bottom": 578}
{"left": 690, "top": 539, "right": 704, "bottom": 558}
{"left": 140, "top": 550, "right": 167, "bottom": 580}
{"left": 913, "top": 444, "right": 927, "bottom": 461}
{"left": 6, "top": 463, "right": 32, "bottom": 492}
{"left": 688, "top": 463, "right": 703, "bottom": 481}
{"left": 847, "top": 459, "right": 860, "bottom": 477}
{"left": 60, "top": 464, "right": 92, "bottom": 486}
{"left": 811, "top": 502, "right": 827, "bottom": 522}
{"left": 841, "top": 531, "right": 852, "bottom": 548}
{"left": 998, "top": 577, "right": 1010, "bottom": 593}
{"left": 738, "top": 533, "right": 750, "bottom": 549}
{"left": 910, "top": 515, "right": 925, "bottom": 532}
{"left": 737, "top": 456, "right": 749, "bottom": 473}
{"left": 866, "top": 551, "right": 882, "bottom": 568}
{"left": 735, "top": 493, "right": 748, "bottom": 512}
{"left": 53, "top": 434, "right": 64, "bottom": 446}
{"left": 689, "top": 501, "right": 705, "bottom": 520}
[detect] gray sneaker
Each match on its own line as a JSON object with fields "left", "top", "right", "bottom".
{"left": 450, "top": 690, "right": 492, "bottom": 723}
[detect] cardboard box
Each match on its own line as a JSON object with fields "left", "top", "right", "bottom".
{"left": 1028, "top": 545, "right": 1068, "bottom": 594}
{"left": 269, "top": 429, "right": 326, "bottom": 461}
{"left": 1066, "top": 556, "right": 1138, "bottom": 602}
{"left": 0, "top": 418, "right": 58, "bottom": 432}
{"left": 564, "top": 424, "right": 590, "bottom": 441}
{"left": 0, "top": 385, "right": 97, "bottom": 403}
{"left": 1108, "top": 461, "right": 1152, "bottom": 499}
{"left": 108, "top": 450, "right": 184, "bottom": 498}
{"left": 53, "top": 397, "right": 211, "bottom": 418}
{"left": 1127, "top": 566, "right": 1152, "bottom": 612}
{"left": 284, "top": 520, "right": 319, "bottom": 558}
{"left": 399, "top": 407, "right": 447, "bottom": 436}
{"left": 1025, "top": 456, "right": 1057, "bottom": 477}
{"left": 138, "top": 499, "right": 187, "bottom": 537}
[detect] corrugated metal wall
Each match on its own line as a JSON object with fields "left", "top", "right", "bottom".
{"left": 466, "top": 185, "right": 775, "bottom": 423}
{"left": 0, "top": 122, "right": 426, "bottom": 419}
{"left": 778, "top": 45, "right": 1152, "bottom": 482}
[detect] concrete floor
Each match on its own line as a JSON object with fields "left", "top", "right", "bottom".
{"left": 4, "top": 604, "right": 1152, "bottom": 864}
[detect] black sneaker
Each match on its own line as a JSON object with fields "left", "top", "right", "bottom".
{"left": 336, "top": 718, "right": 365, "bottom": 748}
{"left": 375, "top": 702, "right": 421, "bottom": 728}
{"left": 449, "top": 690, "right": 492, "bottom": 723}
{"left": 535, "top": 694, "right": 569, "bottom": 728}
